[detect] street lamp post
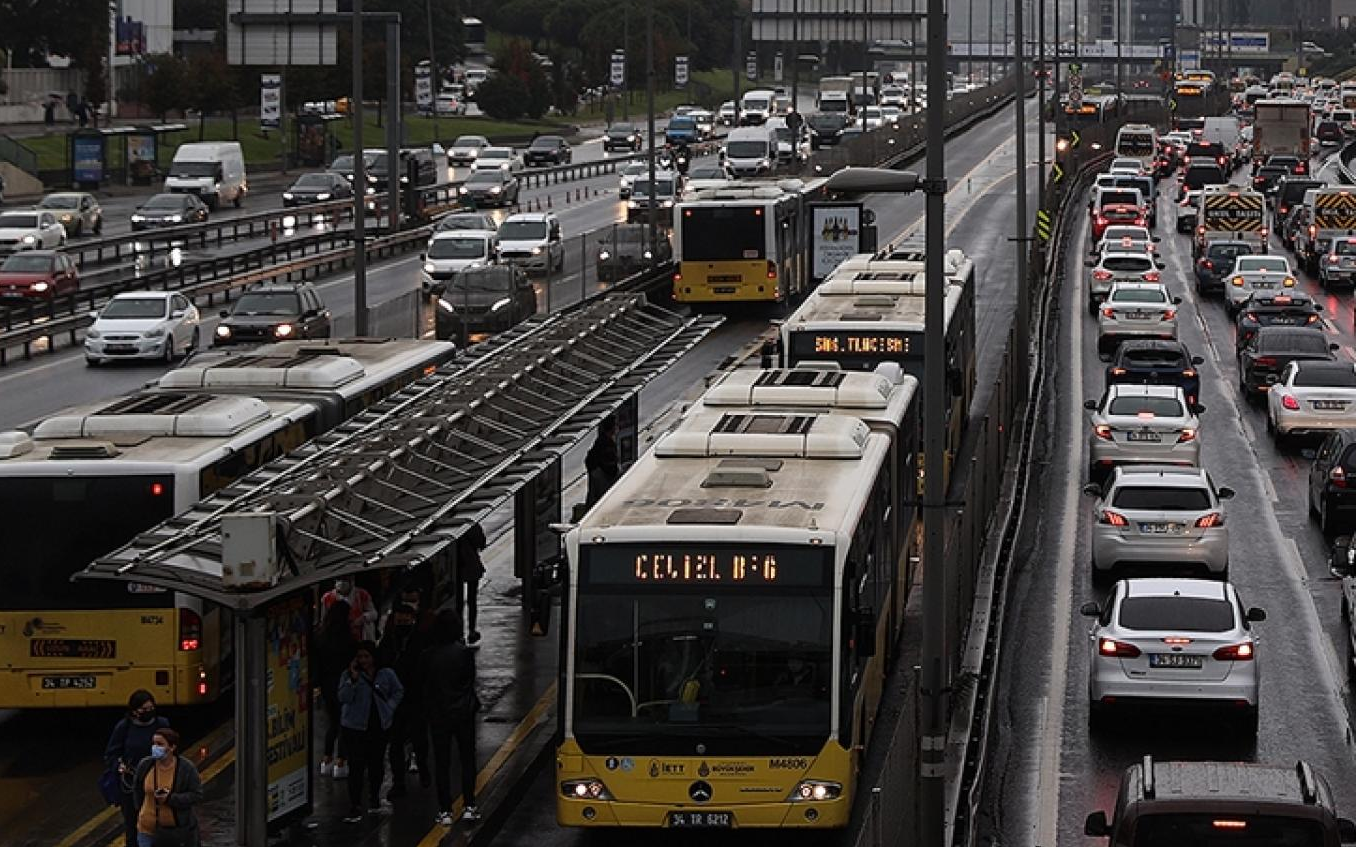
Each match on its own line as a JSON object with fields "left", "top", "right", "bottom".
{"left": 352, "top": 0, "right": 368, "bottom": 336}
{"left": 1038, "top": 0, "right": 1047, "bottom": 199}
{"left": 646, "top": 0, "right": 658, "bottom": 267}
{"left": 988, "top": 0, "right": 995, "bottom": 83}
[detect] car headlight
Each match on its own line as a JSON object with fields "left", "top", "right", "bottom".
{"left": 168, "top": 214, "right": 182, "bottom": 222}
{"left": 500, "top": 163, "right": 510, "bottom": 170}
{"left": 436, "top": 298, "right": 455, "bottom": 313}
{"left": 215, "top": 325, "right": 232, "bottom": 338}
{"left": 424, "top": 261, "right": 439, "bottom": 274}
{"left": 490, "top": 186, "right": 501, "bottom": 194}
{"left": 33, "top": 281, "right": 49, "bottom": 292}
{"left": 86, "top": 328, "right": 101, "bottom": 339}
{"left": 560, "top": 779, "right": 613, "bottom": 800}
{"left": 366, "top": 174, "right": 377, "bottom": 183}
{"left": 531, "top": 246, "right": 543, "bottom": 255}
{"left": 143, "top": 327, "right": 165, "bottom": 338}
{"left": 760, "top": 158, "right": 771, "bottom": 167}
{"left": 468, "top": 149, "right": 479, "bottom": 158}
{"left": 490, "top": 297, "right": 511, "bottom": 312}
{"left": 274, "top": 323, "right": 295, "bottom": 337}
{"left": 283, "top": 192, "right": 295, "bottom": 200}
{"left": 459, "top": 186, "right": 469, "bottom": 194}
{"left": 131, "top": 214, "right": 145, "bottom": 222}
{"left": 59, "top": 213, "right": 73, "bottom": 222}
{"left": 789, "top": 780, "right": 843, "bottom": 802}
{"left": 661, "top": 199, "right": 673, "bottom": 207}
{"left": 21, "top": 234, "right": 36, "bottom": 244}
{"left": 316, "top": 192, "right": 331, "bottom": 201}
{"left": 366, "top": 187, "right": 376, "bottom": 195}
{"left": 598, "top": 250, "right": 611, "bottom": 261}
{"left": 643, "top": 250, "right": 653, "bottom": 259}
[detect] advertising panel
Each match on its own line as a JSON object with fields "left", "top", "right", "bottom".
{"left": 260, "top": 74, "right": 282, "bottom": 129}
{"left": 265, "top": 594, "right": 311, "bottom": 825}
{"left": 811, "top": 204, "right": 862, "bottom": 280}
{"left": 72, "top": 135, "right": 105, "bottom": 186}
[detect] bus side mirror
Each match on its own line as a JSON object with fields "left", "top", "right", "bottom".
{"left": 1337, "top": 818, "right": 1356, "bottom": 843}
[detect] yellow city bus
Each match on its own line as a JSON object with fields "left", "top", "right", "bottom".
{"left": 0, "top": 338, "right": 454, "bottom": 708}
{"left": 557, "top": 370, "right": 919, "bottom": 830}
{"left": 672, "top": 181, "right": 813, "bottom": 307}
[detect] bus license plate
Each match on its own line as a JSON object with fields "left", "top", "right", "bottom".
{"left": 42, "top": 675, "right": 97, "bottom": 690}
{"left": 1149, "top": 653, "right": 1203, "bottom": 669}
{"left": 669, "top": 811, "right": 733, "bottom": 828}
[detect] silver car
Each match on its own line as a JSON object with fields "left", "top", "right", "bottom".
{"left": 84, "top": 291, "right": 201, "bottom": 365}
{"left": 1084, "top": 465, "right": 1235, "bottom": 581}
{"left": 1097, "top": 225, "right": 1159, "bottom": 254}
{"left": 37, "top": 192, "right": 103, "bottom": 237}
{"left": 1224, "top": 254, "right": 1297, "bottom": 314}
{"left": 1097, "top": 282, "right": 1180, "bottom": 356}
{"left": 1086, "top": 251, "right": 1162, "bottom": 313}
{"left": 1080, "top": 578, "right": 1264, "bottom": 734}
{"left": 1175, "top": 189, "right": 1202, "bottom": 233}
{"left": 1267, "top": 360, "right": 1356, "bottom": 442}
{"left": 1086, "top": 384, "right": 1202, "bottom": 479}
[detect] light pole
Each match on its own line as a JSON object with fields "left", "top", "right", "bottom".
{"left": 791, "top": 0, "right": 800, "bottom": 112}
{"left": 988, "top": 0, "right": 995, "bottom": 82}
{"left": 646, "top": 0, "right": 658, "bottom": 267}
{"left": 1038, "top": 0, "right": 1047, "bottom": 199}
{"left": 352, "top": 0, "right": 368, "bottom": 336}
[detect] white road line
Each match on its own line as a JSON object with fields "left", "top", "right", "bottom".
{"left": 1035, "top": 204, "right": 1084, "bottom": 847}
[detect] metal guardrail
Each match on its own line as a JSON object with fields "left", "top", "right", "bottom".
{"left": 514, "top": 140, "right": 724, "bottom": 189}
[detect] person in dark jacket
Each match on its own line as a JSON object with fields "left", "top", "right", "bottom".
{"left": 337, "top": 640, "right": 404, "bottom": 822}
{"left": 105, "top": 689, "right": 171, "bottom": 847}
{"left": 455, "top": 523, "right": 487, "bottom": 646}
{"left": 132, "top": 728, "right": 204, "bottom": 847}
{"left": 423, "top": 610, "right": 480, "bottom": 826}
{"left": 379, "top": 600, "right": 430, "bottom": 796}
{"left": 316, "top": 599, "right": 356, "bottom": 779}
{"left": 584, "top": 415, "right": 621, "bottom": 507}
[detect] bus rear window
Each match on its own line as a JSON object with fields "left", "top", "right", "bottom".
{"left": 681, "top": 207, "right": 767, "bottom": 261}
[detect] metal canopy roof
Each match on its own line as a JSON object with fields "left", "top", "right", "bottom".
{"left": 78, "top": 295, "right": 723, "bottom": 609}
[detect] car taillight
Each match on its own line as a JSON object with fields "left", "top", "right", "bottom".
{"left": 1330, "top": 255, "right": 1341, "bottom": 264}
{"left": 1218, "top": 156, "right": 1228, "bottom": 165}
{"left": 1162, "top": 309, "right": 1177, "bottom": 320}
{"left": 1331, "top": 466, "right": 1349, "bottom": 488}
{"left": 1099, "top": 637, "right": 1141, "bottom": 658}
{"left": 1096, "top": 214, "right": 1107, "bottom": 224}
{"left": 1143, "top": 271, "right": 1161, "bottom": 282}
{"left": 1201, "top": 259, "right": 1214, "bottom": 269}
{"left": 1231, "top": 275, "right": 1245, "bottom": 286}
{"left": 1195, "top": 511, "right": 1225, "bottom": 528}
{"left": 1134, "top": 217, "right": 1146, "bottom": 227}
{"left": 1178, "top": 428, "right": 1196, "bottom": 442}
{"left": 1212, "top": 642, "right": 1255, "bottom": 660}
{"left": 1100, "top": 509, "right": 1129, "bottom": 526}
{"left": 1310, "top": 225, "right": 1318, "bottom": 238}
{"left": 1101, "top": 306, "right": 1116, "bottom": 318}
{"left": 1094, "top": 424, "right": 1113, "bottom": 440}
{"left": 1282, "top": 394, "right": 1301, "bottom": 410}
{"left": 1253, "top": 356, "right": 1277, "bottom": 367}
{"left": 1308, "top": 313, "right": 1320, "bottom": 324}
{"left": 766, "top": 260, "right": 777, "bottom": 279}
{"left": 179, "top": 608, "right": 202, "bottom": 652}
{"left": 1111, "top": 367, "right": 1127, "bottom": 375}
{"left": 673, "top": 271, "right": 682, "bottom": 282}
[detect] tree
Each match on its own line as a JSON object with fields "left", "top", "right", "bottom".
{"left": 493, "top": 39, "right": 552, "bottom": 119}
{"left": 474, "top": 73, "right": 529, "bottom": 120}
{"left": 189, "top": 53, "right": 239, "bottom": 140}
{"left": 141, "top": 54, "right": 193, "bottom": 121}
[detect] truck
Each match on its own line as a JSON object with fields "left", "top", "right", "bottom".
{"left": 1251, "top": 100, "right": 1312, "bottom": 169}
{"left": 1194, "top": 186, "right": 1266, "bottom": 255}
{"left": 817, "top": 76, "right": 853, "bottom": 115}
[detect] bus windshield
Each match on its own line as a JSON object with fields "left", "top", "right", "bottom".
{"left": 0, "top": 476, "right": 176, "bottom": 610}
{"left": 681, "top": 206, "right": 766, "bottom": 260}
{"left": 572, "top": 545, "right": 832, "bottom": 755}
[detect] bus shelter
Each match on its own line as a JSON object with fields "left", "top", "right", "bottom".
{"left": 68, "top": 124, "right": 188, "bottom": 189}
{"left": 294, "top": 112, "right": 344, "bottom": 168}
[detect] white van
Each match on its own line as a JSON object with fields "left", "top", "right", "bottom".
{"left": 766, "top": 116, "right": 810, "bottom": 165}
{"left": 163, "top": 142, "right": 247, "bottom": 209}
{"left": 739, "top": 89, "right": 776, "bottom": 125}
{"left": 722, "top": 126, "right": 777, "bottom": 177}
{"left": 1202, "top": 116, "right": 1243, "bottom": 165}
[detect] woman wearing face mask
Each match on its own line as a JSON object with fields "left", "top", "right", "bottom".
{"left": 322, "top": 577, "right": 378, "bottom": 641}
{"left": 337, "top": 641, "right": 404, "bottom": 822}
{"left": 132, "top": 728, "right": 203, "bottom": 847}
{"left": 104, "top": 690, "right": 171, "bottom": 847}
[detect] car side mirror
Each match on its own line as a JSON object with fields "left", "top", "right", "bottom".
{"left": 219, "top": 309, "right": 230, "bottom": 318}
{"left": 1246, "top": 606, "right": 1267, "bottom": 622}
{"left": 1083, "top": 399, "right": 1099, "bottom": 410}
{"left": 1082, "top": 482, "right": 1103, "bottom": 498}
{"left": 1192, "top": 403, "right": 1207, "bottom": 415}
{"left": 1173, "top": 296, "right": 1183, "bottom": 304}
{"left": 1157, "top": 261, "right": 1167, "bottom": 269}
{"left": 1079, "top": 601, "right": 1101, "bottom": 617}
{"left": 1337, "top": 818, "right": 1356, "bottom": 843}
{"left": 1084, "top": 811, "right": 1111, "bottom": 838}
{"left": 1192, "top": 355, "right": 1204, "bottom": 364}
{"left": 1332, "top": 342, "right": 1342, "bottom": 352}
{"left": 1217, "top": 486, "right": 1236, "bottom": 499}
{"left": 170, "top": 310, "right": 185, "bottom": 319}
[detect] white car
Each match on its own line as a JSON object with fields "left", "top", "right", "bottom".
{"left": 861, "top": 107, "right": 886, "bottom": 130}
{"left": 84, "top": 291, "right": 201, "bottom": 365}
{"left": 1108, "top": 157, "right": 1148, "bottom": 176}
{"left": 496, "top": 212, "right": 564, "bottom": 274}
{"left": 879, "top": 105, "right": 903, "bottom": 125}
{"left": 1085, "top": 384, "right": 1202, "bottom": 479}
{"left": 1098, "top": 282, "right": 1180, "bottom": 355}
{"left": 1267, "top": 360, "right": 1356, "bottom": 443}
{"left": 617, "top": 162, "right": 648, "bottom": 200}
{"left": 471, "top": 147, "right": 525, "bottom": 173}
{"left": 421, "top": 230, "right": 499, "bottom": 293}
{"left": 1224, "top": 254, "right": 1297, "bottom": 314}
{"left": 0, "top": 209, "right": 66, "bottom": 255}
{"left": 717, "top": 101, "right": 737, "bottom": 126}
{"left": 1081, "top": 578, "right": 1263, "bottom": 734}
{"left": 1176, "top": 190, "right": 1203, "bottom": 233}
{"left": 1098, "top": 225, "right": 1159, "bottom": 254}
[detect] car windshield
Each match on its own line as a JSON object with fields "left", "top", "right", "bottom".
{"left": 1260, "top": 332, "right": 1331, "bottom": 355}
{"left": 688, "top": 165, "right": 726, "bottom": 179}
{"left": 438, "top": 214, "right": 496, "bottom": 232}
{"left": 1259, "top": 166, "right": 1286, "bottom": 177}
{"left": 1103, "top": 257, "right": 1152, "bottom": 271}
{"left": 727, "top": 140, "right": 769, "bottom": 158}
{"left": 609, "top": 125, "right": 636, "bottom": 135}
{"left": 331, "top": 155, "right": 356, "bottom": 170}
{"left": 0, "top": 214, "right": 38, "bottom": 228}
{"left": 632, "top": 179, "right": 675, "bottom": 196}
{"left": 1, "top": 255, "right": 54, "bottom": 273}
{"left": 1111, "top": 288, "right": 1167, "bottom": 303}
{"left": 481, "top": 149, "right": 511, "bottom": 160}
{"left": 1294, "top": 364, "right": 1356, "bottom": 387}
{"left": 38, "top": 195, "right": 80, "bottom": 209}
{"left": 231, "top": 292, "right": 300, "bottom": 316}
{"left": 428, "top": 237, "right": 488, "bottom": 259}
{"left": 1237, "top": 257, "right": 1289, "bottom": 272}
{"left": 168, "top": 161, "right": 217, "bottom": 177}
{"left": 445, "top": 271, "right": 512, "bottom": 293}
{"left": 143, "top": 196, "right": 184, "bottom": 210}
{"left": 101, "top": 297, "right": 168, "bottom": 319}
{"left": 1112, "top": 485, "right": 1212, "bottom": 510}
{"left": 669, "top": 117, "right": 696, "bottom": 129}
{"left": 744, "top": 97, "right": 770, "bottom": 110}
{"left": 1107, "top": 396, "right": 1184, "bottom": 417}
{"left": 466, "top": 172, "right": 503, "bottom": 186}
{"left": 1130, "top": 813, "right": 1324, "bottom": 847}
{"left": 294, "top": 174, "right": 333, "bottom": 188}
{"left": 453, "top": 137, "right": 485, "bottom": 148}
{"left": 1334, "top": 240, "right": 1356, "bottom": 255}
{"left": 1118, "top": 597, "right": 1235, "bottom": 631}
{"left": 499, "top": 220, "right": 547, "bottom": 240}
{"left": 531, "top": 137, "right": 563, "bottom": 149}
{"left": 605, "top": 228, "right": 649, "bottom": 245}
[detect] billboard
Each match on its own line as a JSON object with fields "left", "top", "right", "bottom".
{"left": 265, "top": 594, "right": 311, "bottom": 825}
{"left": 260, "top": 74, "right": 282, "bottom": 130}
{"left": 1202, "top": 32, "right": 1270, "bottom": 54}
{"left": 115, "top": 17, "right": 145, "bottom": 56}
{"left": 812, "top": 204, "right": 862, "bottom": 280}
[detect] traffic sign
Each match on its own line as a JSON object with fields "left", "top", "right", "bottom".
{"left": 1052, "top": 162, "right": 1065, "bottom": 183}
{"left": 1036, "top": 210, "right": 1052, "bottom": 242}
{"left": 746, "top": 52, "right": 758, "bottom": 81}
{"left": 611, "top": 50, "right": 626, "bottom": 88}
{"left": 675, "top": 55, "right": 689, "bottom": 87}
{"left": 1068, "top": 62, "right": 1082, "bottom": 75}
{"left": 1070, "top": 130, "right": 1080, "bottom": 149}
{"left": 1169, "top": 97, "right": 1178, "bottom": 112}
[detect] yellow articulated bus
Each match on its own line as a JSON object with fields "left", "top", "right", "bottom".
{"left": 558, "top": 368, "right": 919, "bottom": 830}
{"left": 672, "top": 180, "right": 818, "bottom": 307}
{"left": 0, "top": 338, "right": 454, "bottom": 708}
{"left": 778, "top": 248, "right": 976, "bottom": 488}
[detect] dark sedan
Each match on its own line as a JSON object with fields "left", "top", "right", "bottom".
{"left": 524, "top": 135, "right": 572, "bottom": 167}
{"left": 1104, "top": 339, "right": 1205, "bottom": 406}
{"left": 1251, "top": 165, "right": 1288, "bottom": 196}
{"left": 1235, "top": 291, "right": 1323, "bottom": 354}
{"left": 1239, "top": 326, "right": 1339, "bottom": 401}
{"left": 1266, "top": 154, "right": 1308, "bottom": 176}
{"left": 130, "top": 193, "right": 209, "bottom": 231}
{"left": 1194, "top": 239, "right": 1259, "bottom": 294}
{"left": 214, "top": 283, "right": 331, "bottom": 346}
{"left": 282, "top": 172, "right": 353, "bottom": 206}
{"left": 603, "top": 123, "right": 642, "bottom": 152}
{"left": 458, "top": 169, "right": 521, "bottom": 208}
{"left": 434, "top": 265, "right": 538, "bottom": 341}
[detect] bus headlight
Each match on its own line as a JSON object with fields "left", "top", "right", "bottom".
{"left": 789, "top": 780, "right": 843, "bottom": 802}
{"left": 598, "top": 250, "right": 610, "bottom": 261}
{"left": 561, "top": 779, "right": 613, "bottom": 800}
{"left": 490, "top": 297, "right": 511, "bottom": 312}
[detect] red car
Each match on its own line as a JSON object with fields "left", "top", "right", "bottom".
{"left": 0, "top": 250, "right": 79, "bottom": 300}
{"left": 1090, "top": 187, "right": 1148, "bottom": 241}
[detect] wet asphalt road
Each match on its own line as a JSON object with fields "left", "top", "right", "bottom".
{"left": 977, "top": 151, "right": 1356, "bottom": 847}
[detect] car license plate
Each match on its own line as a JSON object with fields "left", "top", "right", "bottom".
{"left": 105, "top": 345, "right": 136, "bottom": 354}
{"left": 1313, "top": 400, "right": 1348, "bottom": 410}
{"left": 668, "top": 812, "right": 733, "bottom": 828}
{"left": 1272, "top": 317, "right": 1296, "bottom": 325}
{"left": 1126, "top": 431, "right": 1162, "bottom": 442}
{"left": 1149, "top": 653, "right": 1203, "bottom": 669}
{"left": 1125, "top": 311, "right": 1151, "bottom": 320}
{"left": 1139, "top": 522, "right": 1182, "bottom": 534}
{"left": 41, "top": 675, "right": 97, "bottom": 690}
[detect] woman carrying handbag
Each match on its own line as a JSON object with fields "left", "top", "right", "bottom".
{"left": 132, "top": 728, "right": 204, "bottom": 847}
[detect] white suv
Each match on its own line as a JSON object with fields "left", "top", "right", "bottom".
{"left": 496, "top": 212, "right": 564, "bottom": 274}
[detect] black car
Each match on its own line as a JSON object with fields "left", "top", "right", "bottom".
{"left": 524, "top": 135, "right": 572, "bottom": 167}
{"left": 1310, "top": 428, "right": 1356, "bottom": 535}
{"left": 282, "top": 172, "right": 353, "bottom": 207}
{"left": 1183, "top": 140, "right": 1230, "bottom": 172}
{"left": 1178, "top": 163, "right": 1226, "bottom": 200}
{"left": 1236, "top": 291, "right": 1324, "bottom": 353}
{"left": 1238, "top": 326, "right": 1338, "bottom": 401}
{"left": 596, "top": 224, "right": 673, "bottom": 281}
{"left": 214, "top": 282, "right": 331, "bottom": 346}
{"left": 807, "top": 112, "right": 849, "bottom": 148}
{"left": 1318, "top": 119, "right": 1345, "bottom": 145}
{"left": 458, "top": 169, "right": 520, "bottom": 207}
{"left": 434, "top": 265, "right": 538, "bottom": 341}
{"left": 1267, "top": 154, "right": 1308, "bottom": 177}
{"left": 1104, "top": 339, "right": 1205, "bottom": 406}
{"left": 1251, "top": 164, "right": 1288, "bottom": 196}
{"left": 130, "top": 193, "right": 209, "bottom": 231}
{"left": 1273, "top": 177, "right": 1322, "bottom": 226}
{"left": 1194, "top": 239, "right": 1259, "bottom": 293}
{"left": 603, "top": 123, "right": 642, "bottom": 152}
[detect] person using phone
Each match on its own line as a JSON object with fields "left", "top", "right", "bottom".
{"left": 337, "top": 641, "right": 404, "bottom": 822}
{"left": 132, "top": 728, "right": 203, "bottom": 847}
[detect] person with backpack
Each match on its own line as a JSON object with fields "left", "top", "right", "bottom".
{"left": 337, "top": 641, "right": 404, "bottom": 822}
{"left": 132, "top": 727, "right": 203, "bottom": 847}
{"left": 423, "top": 610, "right": 480, "bottom": 826}
{"left": 104, "top": 690, "right": 171, "bottom": 847}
